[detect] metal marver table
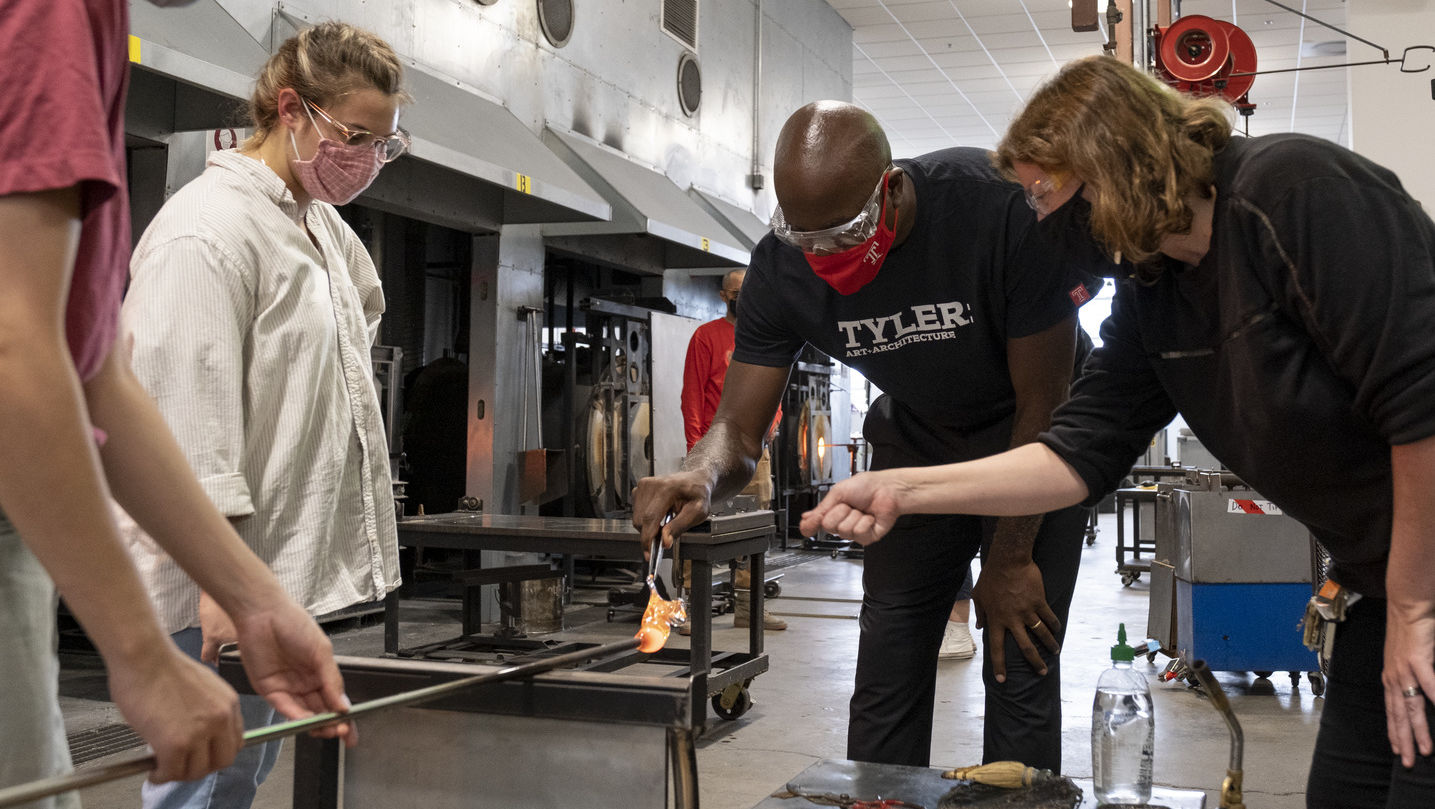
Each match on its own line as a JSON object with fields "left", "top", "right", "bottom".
{"left": 387, "top": 511, "right": 773, "bottom": 728}
{"left": 219, "top": 654, "right": 699, "bottom": 809}
{"left": 749, "top": 759, "right": 1207, "bottom": 809}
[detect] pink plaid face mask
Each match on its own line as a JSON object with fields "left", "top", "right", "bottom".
{"left": 289, "top": 105, "right": 383, "bottom": 205}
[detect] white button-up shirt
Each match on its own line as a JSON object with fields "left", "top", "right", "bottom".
{"left": 119, "top": 149, "right": 400, "bottom": 633}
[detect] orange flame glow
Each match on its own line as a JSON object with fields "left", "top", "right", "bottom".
{"left": 635, "top": 590, "right": 688, "bottom": 653}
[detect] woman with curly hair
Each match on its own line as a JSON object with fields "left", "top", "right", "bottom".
{"left": 803, "top": 54, "right": 1435, "bottom": 808}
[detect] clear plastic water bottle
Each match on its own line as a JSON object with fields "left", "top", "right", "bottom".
{"left": 1092, "top": 623, "right": 1154, "bottom": 805}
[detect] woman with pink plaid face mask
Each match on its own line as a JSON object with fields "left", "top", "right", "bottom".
{"left": 118, "top": 21, "right": 411, "bottom": 809}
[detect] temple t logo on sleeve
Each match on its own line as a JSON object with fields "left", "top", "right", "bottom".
{"left": 1069, "top": 284, "right": 1092, "bottom": 305}
{"left": 837, "top": 301, "right": 973, "bottom": 358}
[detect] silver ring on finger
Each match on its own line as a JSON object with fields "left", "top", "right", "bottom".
{"left": 1404, "top": 685, "right": 1422, "bottom": 698}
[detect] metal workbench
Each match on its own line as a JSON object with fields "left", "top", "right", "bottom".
{"left": 749, "top": 759, "right": 1206, "bottom": 809}
{"left": 386, "top": 511, "right": 773, "bottom": 727}
{"left": 220, "top": 654, "right": 698, "bottom": 809}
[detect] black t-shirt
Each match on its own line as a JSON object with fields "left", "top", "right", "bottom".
{"left": 735, "top": 147, "right": 1085, "bottom": 438}
{"left": 1040, "top": 134, "right": 1435, "bottom": 597}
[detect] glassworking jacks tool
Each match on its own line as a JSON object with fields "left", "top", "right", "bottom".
{"left": 646, "top": 531, "right": 665, "bottom": 589}
{"left": 645, "top": 514, "right": 686, "bottom": 623}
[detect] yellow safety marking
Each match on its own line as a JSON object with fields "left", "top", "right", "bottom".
{"left": 515, "top": 173, "right": 531, "bottom": 194}
{"left": 128, "top": 35, "right": 141, "bottom": 64}
{"left": 701, "top": 237, "right": 710, "bottom": 252}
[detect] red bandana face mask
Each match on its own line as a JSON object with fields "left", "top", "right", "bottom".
{"left": 803, "top": 179, "right": 897, "bottom": 295}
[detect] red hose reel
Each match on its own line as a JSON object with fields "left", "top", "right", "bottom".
{"left": 1153, "top": 14, "right": 1258, "bottom": 115}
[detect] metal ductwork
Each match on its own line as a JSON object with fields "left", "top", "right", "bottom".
{"left": 125, "top": 0, "right": 267, "bottom": 141}
{"left": 541, "top": 129, "right": 750, "bottom": 274}
{"left": 361, "top": 65, "right": 612, "bottom": 232}
{"left": 687, "top": 187, "right": 770, "bottom": 252}
{"left": 127, "top": 1, "right": 612, "bottom": 235}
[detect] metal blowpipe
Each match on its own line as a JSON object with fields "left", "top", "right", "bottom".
{"left": 0, "top": 637, "right": 642, "bottom": 808}
{"left": 1190, "top": 658, "right": 1246, "bottom": 809}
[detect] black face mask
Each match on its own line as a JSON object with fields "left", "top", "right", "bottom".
{"left": 725, "top": 297, "right": 738, "bottom": 319}
{"left": 1037, "top": 188, "right": 1127, "bottom": 279}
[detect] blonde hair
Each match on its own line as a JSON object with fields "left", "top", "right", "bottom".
{"left": 995, "top": 56, "right": 1233, "bottom": 271}
{"left": 246, "top": 21, "right": 407, "bottom": 144}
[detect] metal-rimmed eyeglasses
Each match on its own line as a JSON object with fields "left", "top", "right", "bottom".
{"left": 305, "top": 98, "right": 411, "bottom": 163}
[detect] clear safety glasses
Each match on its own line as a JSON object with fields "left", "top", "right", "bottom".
{"left": 770, "top": 167, "right": 894, "bottom": 254}
{"left": 1022, "top": 173, "right": 1068, "bottom": 218}
{"left": 305, "top": 98, "right": 411, "bottom": 163}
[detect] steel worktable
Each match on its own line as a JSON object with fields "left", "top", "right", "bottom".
{"left": 220, "top": 654, "right": 698, "bottom": 809}
{"left": 386, "top": 511, "right": 773, "bottom": 727}
{"left": 749, "top": 758, "right": 1207, "bottom": 808}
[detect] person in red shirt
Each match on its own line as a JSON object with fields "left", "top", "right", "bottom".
{"left": 682, "top": 270, "right": 746, "bottom": 451}
{"left": 680, "top": 269, "right": 785, "bottom": 630}
{"left": 0, "top": 1, "right": 353, "bottom": 801}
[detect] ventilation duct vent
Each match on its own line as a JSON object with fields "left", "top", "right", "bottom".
{"left": 662, "top": 0, "right": 698, "bottom": 51}
{"left": 537, "top": 0, "right": 574, "bottom": 47}
{"left": 677, "top": 52, "right": 702, "bottom": 116}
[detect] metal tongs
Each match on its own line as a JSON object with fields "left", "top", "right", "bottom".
{"left": 646, "top": 516, "right": 689, "bottom": 627}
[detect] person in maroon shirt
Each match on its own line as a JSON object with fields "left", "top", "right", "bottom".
{"left": 0, "top": 1, "right": 353, "bottom": 800}
{"left": 679, "top": 269, "right": 785, "bottom": 631}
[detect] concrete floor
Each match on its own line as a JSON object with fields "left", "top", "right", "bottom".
{"left": 57, "top": 510, "right": 1320, "bottom": 808}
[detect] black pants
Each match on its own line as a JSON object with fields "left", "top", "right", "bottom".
{"left": 1307, "top": 598, "right": 1435, "bottom": 809}
{"left": 846, "top": 395, "right": 1088, "bottom": 770}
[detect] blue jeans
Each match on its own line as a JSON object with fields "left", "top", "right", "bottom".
{"left": 140, "top": 629, "right": 281, "bottom": 809}
{"left": 0, "top": 510, "right": 81, "bottom": 809}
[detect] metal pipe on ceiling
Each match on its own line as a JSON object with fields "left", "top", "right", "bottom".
{"left": 750, "top": 0, "right": 764, "bottom": 191}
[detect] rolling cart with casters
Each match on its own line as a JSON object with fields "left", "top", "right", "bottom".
{"left": 1146, "top": 470, "right": 1323, "bottom": 693}
{"left": 385, "top": 511, "right": 772, "bottom": 728}
{"left": 1113, "top": 485, "right": 1158, "bottom": 586}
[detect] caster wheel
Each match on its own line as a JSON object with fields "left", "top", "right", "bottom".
{"left": 712, "top": 684, "right": 753, "bottom": 720}
{"left": 764, "top": 581, "right": 782, "bottom": 599}
{"left": 1309, "top": 672, "right": 1326, "bottom": 697}
{"left": 1253, "top": 670, "right": 1274, "bottom": 679}
{"left": 606, "top": 608, "right": 615, "bottom": 622}
{"left": 718, "top": 594, "right": 735, "bottom": 615}
{"left": 1147, "top": 651, "right": 1159, "bottom": 664}
{"left": 1120, "top": 571, "right": 1138, "bottom": 587}
{"left": 1290, "top": 671, "right": 1300, "bottom": 687}
{"left": 831, "top": 549, "right": 840, "bottom": 559}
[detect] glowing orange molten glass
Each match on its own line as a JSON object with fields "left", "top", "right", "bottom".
{"left": 635, "top": 590, "right": 688, "bottom": 653}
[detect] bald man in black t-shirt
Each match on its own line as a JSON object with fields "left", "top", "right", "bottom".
{"left": 634, "top": 101, "right": 1102, "bottom": 769}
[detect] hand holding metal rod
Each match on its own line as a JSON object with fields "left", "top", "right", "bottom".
{"left": 0, "top": 637, "right": 643, "bottom": 809}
